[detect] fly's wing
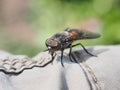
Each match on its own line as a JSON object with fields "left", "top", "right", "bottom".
{"left": 66, "top": 29, "right": 101, "bottom": 40}
{"left": 78, "top": 29, "right": 100, "bottom": 39}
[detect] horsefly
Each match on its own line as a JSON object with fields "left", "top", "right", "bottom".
{"left": 45, "top": 28, "right": 100, "bottom": 67}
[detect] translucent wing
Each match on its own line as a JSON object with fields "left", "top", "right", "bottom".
{"left": 65, "top": 28, "right": 101, "bottom": 40}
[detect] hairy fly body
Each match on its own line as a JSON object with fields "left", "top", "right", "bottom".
{"left": 45, "top": 28, "right": 100, "bottom": 67}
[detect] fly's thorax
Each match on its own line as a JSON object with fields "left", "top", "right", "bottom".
{"left": 64, "top": 28, "right": 80, "bottom": 40}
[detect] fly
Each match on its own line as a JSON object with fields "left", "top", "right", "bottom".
{"left": 45, "top": 28, "right": 101, "bottom": 67}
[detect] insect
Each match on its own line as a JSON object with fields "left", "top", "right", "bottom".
{"left": 45, "top": 28, "right": 100, "bottom": 67}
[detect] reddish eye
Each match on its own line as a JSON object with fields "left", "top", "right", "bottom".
{"left": 46, "top": 39, "right": 58, "bottom": 47}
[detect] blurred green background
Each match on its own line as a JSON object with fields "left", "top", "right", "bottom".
{"left": 0, "top": 0, "right": 120, "bottom": 57}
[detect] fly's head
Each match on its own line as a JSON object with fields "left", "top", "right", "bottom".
{"left": 45, "top": 38, "right": 61, "bottom": 54}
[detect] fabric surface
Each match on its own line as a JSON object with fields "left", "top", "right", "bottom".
{"left": 0, "top": 45, "right": 120, "bottom": 90}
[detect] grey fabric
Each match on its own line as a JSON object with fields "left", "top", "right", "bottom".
{"left": 0, "top": 45, "right": 120, "bottom": 90}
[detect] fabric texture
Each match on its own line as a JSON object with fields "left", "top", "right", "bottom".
{"left": 0, "top": 45, "right": 120, "bottom": 90}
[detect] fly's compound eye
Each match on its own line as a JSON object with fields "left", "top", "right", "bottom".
{"left": 46, "top": 39, "right": 58, "bottom": 48}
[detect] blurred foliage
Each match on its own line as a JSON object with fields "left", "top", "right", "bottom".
{"left": 0, "top": 0, "right": 120, "bottom": 56}
{"left": 5, "top": 42, "right": 40, "bottom": 57}
{"left": 30, "top": 0, "right": 120, "bottom": 45}
{"left": 0, "top": 32, "right": 40, "bottom": 57}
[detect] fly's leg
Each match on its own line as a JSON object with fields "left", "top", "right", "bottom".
{"left": 44, "top": 48, "right": 55, "bottom": 64}
{"left": 72, "top": 43, "right": 97, "bottom": 57}
{"left": 69, "top": 45, "right": 74, "bottom": 62}
{"left": 61, "top": 49, "right": 64, "bottom": 67}
{"left": 50, "top": 52, "right": 56, "bottom": 64}
{"left": 69, "top": 45, "right": 79, "bottom": 63}
{"left": 71, "top": 53, "right": 78, "bottom": 63}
